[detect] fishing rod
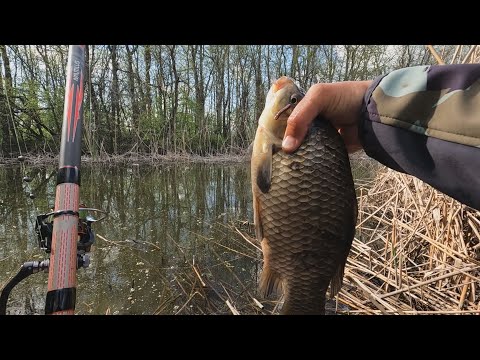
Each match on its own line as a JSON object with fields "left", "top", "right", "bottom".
{"left": 0, "top": 45, "right": 107, "bottom": 315}
{"left": 44, "top": 44, "right": 86, "bottom": 315}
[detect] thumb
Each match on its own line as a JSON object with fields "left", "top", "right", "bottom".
{"left": 282, "top": 87, "right": 324, "bottom": 153}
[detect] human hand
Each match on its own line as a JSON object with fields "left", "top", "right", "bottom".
{"left": 282, "top": 80, "right": 373, "bottom": 154}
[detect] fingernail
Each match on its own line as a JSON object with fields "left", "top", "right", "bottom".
{"left": 282, "top": 136, "right": 296, "bottom": 151}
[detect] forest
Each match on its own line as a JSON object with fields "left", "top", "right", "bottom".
{"left": 0, "top": 45, "right": 447, "bottom": 158}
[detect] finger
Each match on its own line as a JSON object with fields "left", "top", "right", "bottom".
{"left": 283, "top": 85, "right": 325, "bottom": 153}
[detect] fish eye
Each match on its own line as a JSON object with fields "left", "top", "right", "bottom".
{"left": 290, "top": 95, "right": 298, "bottom": 104}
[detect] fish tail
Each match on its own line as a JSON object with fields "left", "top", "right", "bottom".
{"left": 329, "top": 261, "right": 346, "bottom": 298}
{"left": 259, "top": 265, "right": 282, "bottom": 298}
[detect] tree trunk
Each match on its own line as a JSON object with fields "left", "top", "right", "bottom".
{"left": 191, "top": 45, "right": 206, "bottom": 154}
{"left": 84, "top": 45, "right": 100, "bottom": 157}
{"left": 253, "top": 45, "right": 264, "bottom": 123}
{"left": 126, "top": 45, "right": 140, "bottom": 145}
{"left": 0, "top": 45, "right": 13, "bottom": 154}
{"left": 168, "top": 45, "right": 179, "bottom": 153}
{"left": 290, "top": 45, "right": 299, "bottom": 79}
{"left": 144, "top": 45, "right": 152, "bottom": 119}
{"left": 109, "top": 45, "right": 120, "bottom": 153}
{"left": 223, "top": 46, "right": 231, "bottom": 140}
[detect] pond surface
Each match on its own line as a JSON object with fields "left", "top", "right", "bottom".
{"left": 0, "top": 157, "right": 376, "bottom": 315}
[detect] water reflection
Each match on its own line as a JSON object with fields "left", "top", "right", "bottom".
{"left": 0, "top": 163, "right": 260, "bottom": 314}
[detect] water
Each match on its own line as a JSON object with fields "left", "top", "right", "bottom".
{"left": 0, "top": 157, "right": 377, "bottom": 315}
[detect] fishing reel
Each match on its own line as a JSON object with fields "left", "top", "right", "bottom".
{"left": 0, "top": 205, "right": 108, "bottom": 315}
{"left": 35, "top": 205, "right": 107, "bottom": 255}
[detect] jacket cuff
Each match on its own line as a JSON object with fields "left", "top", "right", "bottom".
{"left": 358, "top": 74, "right": 386, "bottom": 157}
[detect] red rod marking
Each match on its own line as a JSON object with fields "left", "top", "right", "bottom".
{"left": 66, "top": 83, "right": 74, "bottom": 142}
{"left": 72, "top": 73, "right": 83, "bottom": 143}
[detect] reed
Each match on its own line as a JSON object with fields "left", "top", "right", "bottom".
{"left": 335, "top": 166, "right": 480, "bottom": 314}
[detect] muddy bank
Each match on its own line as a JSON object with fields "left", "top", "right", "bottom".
{"left": 0, "top": 152, "right": 251, "bottom": 166}
{"left": 0, "top": 150, "right": 374, "bottom": 167}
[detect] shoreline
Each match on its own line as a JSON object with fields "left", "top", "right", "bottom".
{"left": 0, "top": 152, "right": 251, "bottom": 166}
{"left": 0, "top": 150, "right": 372, "bottom": 166}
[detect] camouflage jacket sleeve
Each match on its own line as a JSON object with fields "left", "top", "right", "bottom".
{"left": 359, "top": 64, "right": 480, "bottom": 210}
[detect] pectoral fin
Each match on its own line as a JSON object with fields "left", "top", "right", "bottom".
{"left": 259, "top": 237, "right": 283, "bottom": 298}
{"left": 256, "top": 143, "right": 274, "bottom": 194}
{"left": 253, "top": 196, "right": 263, "bottom": 242}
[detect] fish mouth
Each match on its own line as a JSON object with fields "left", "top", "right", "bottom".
{"left": 272, "top": 76, "right": 292, "bottom": 93}
{"left": 272, "top": 77, "right": 294, "bottom": 120}
{"left": 274, "top": 103, "right": 292, "bottom": 120}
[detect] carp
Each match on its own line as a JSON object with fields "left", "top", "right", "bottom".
{"left": 251, "top": 76, "right": 357, "bottom": 314}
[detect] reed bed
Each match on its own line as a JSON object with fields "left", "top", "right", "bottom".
{"left": 336, "top": 166, "right": 480, "bottom": 314}
{"left": 331, "top": 45, "right": 478, "bottom": 315}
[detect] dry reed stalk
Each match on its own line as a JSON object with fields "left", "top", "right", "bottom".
{"left": 451, "top": 45, "right": 462, "bottom": 63}
{"left": 427, "top": 45, "right": 445, "bottom": 65}
{"left": 462, "top": 45, "right": 478, "bottom": 63}
{"left": 226, "top": 299, "right": 240, "bottom": 315}
{"left": 335, "top": 166, "right": 480, "bottom": 314}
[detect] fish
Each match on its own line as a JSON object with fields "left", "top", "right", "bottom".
{"left": 251, "top": 76, "right": 357, "bottom": 315}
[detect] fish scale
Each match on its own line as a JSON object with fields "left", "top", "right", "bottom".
{"left": 257, "top": 118, "right": 357, "bottom": 315}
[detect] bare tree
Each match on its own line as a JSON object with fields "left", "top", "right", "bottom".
{"left": 0, "top": 45, "right": 429, "bottom": 158}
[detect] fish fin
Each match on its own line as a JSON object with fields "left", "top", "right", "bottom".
{"left": 259, "top": 265, "right": 283, "bottom": 298}
{"left": 329, "top": 202, "right": 358, "bottom": 298}
{"left": 246, "top": 141, "right": 254, "bottom": 158}
{"left": 259, "top": 238, "right": 283, "bottom": 298}
{"left": 329, "top": 259, "right": 346, "bottom": 298}
{"left": 255, "top": 144, "right": 273, "bottom": 194}
{"left": 253, "top": 196, "right": 263, "bottom": 241}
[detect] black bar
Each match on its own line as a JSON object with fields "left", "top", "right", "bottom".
{"left": 45, "top": 288, "right": 76, "bottom": 314}
{"left": 52, "top": 210, "right": 79, "bottom": 218}
{"left": 56, "top": 166, "right": 81, "bottom": 185}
